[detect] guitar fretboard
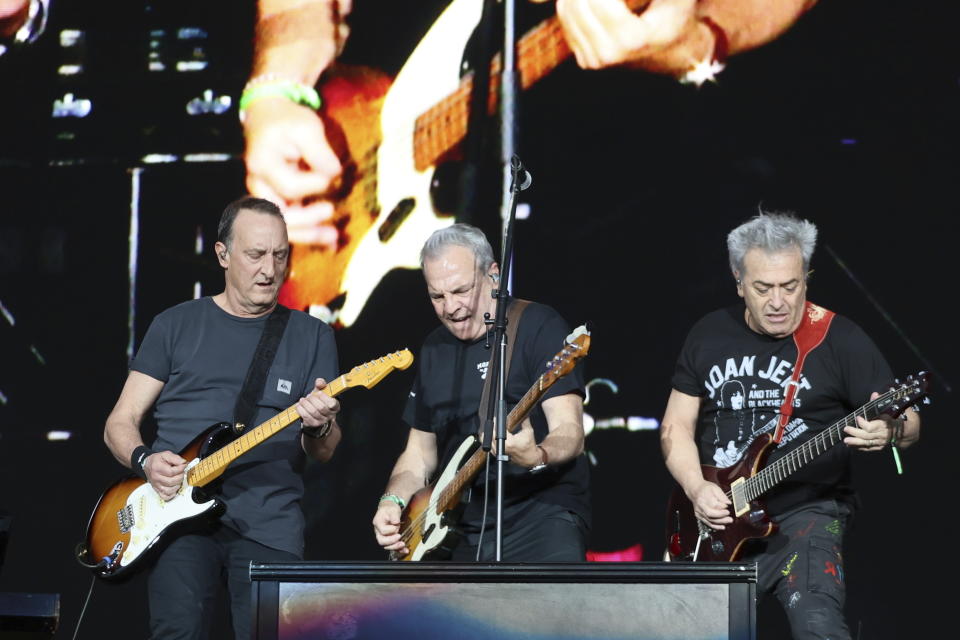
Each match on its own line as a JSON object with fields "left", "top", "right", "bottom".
{"left": 742, "top": 385, "right": 908, "bottom": 502}
{"left": 412, "top": 0, "right": 650, "bottom": 172}
{"left": 431, "top": 369, "right": 553, "bottom": 514}
{"left": 186, "top": 375, "right": 350, "bottom": 488}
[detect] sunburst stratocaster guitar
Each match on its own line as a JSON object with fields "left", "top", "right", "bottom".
{"left": 665, "top": 372, "right": 930, "bottom": 562}
{"left": 279, "top": 0, "right": 651, "bottom": 326}
{"left": 391, "top": 325, "right": 591, "bottom": 561}
{"left": 79, "top": 349, "right": 413, "bottom": 579}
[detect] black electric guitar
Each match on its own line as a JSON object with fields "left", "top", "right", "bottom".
{"left": 79, "top": 349, "right": 413, "bottom": 579}
{"left": 392, "top": 325, "right": 591, "bottom": 561}
{"left": 666, "top": 372, "right": 930, "bottom": 562}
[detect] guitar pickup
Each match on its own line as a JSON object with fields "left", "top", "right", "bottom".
{"left": 730, "top": 477, "right": 750, "bottom": 517}
{"left": 117, "top": 504, "right": 135, "bottom": 534}
{"left": 379, "top": 198, "right": 415, "bottom": 242}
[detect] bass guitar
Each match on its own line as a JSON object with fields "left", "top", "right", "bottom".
{"left": 79, "top": 349, "right": 414, "bottom": 579}
{"left": 665, "top": 372, "right": 930, "bottom": 562}
{"left": 279, "top": 0, "right": 650, "bottom": 326}
{"left": 392, "top": 325, "right": 591, "bottom": 561}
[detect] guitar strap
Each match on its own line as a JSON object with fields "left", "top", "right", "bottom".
{"left": 233, "top": 304, "right": 292, "bottom": 433}
{"left": 477, "top": 298, "right": 531, "bottom": 434}
{"left": 773, "top": 301, "right": 835, "bottom": 443}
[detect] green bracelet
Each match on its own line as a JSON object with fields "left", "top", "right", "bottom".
{"left": 379, "top": 493, "right": 406, "bottom": 509}
{"left": 238, "top": 81, "right": 322, "bottom": 115}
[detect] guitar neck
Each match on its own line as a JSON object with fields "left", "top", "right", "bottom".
{"left": 432, "top": 371, "right": 553, "bottom": 513}
{"left": 412, "top": 0, "right": 650, "bottom": 171}
{"left": 745, "top": 388, "right": 896, "bottom": 501}
{"left": 187, "top": 375, "right": 351, "bottom": 488}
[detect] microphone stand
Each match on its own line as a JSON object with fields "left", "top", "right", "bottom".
{"left": 499, "top": 0, "right": 521, "bottom": 239}
{"left": 481, "top": 156, "right": 529, "bottom": 562}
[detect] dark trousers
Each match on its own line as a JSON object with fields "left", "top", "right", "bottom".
{"left": 742, "top": 498, "right": 853, "bottom": 640}
{"left": 450, "top": 500, "right": 588, "bottom": 562}
{"left": 147, "top": 524, "right": 298, "bottom": 640}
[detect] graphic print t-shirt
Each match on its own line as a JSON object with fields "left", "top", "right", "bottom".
{"left": 671, "top": 304, "right": 894, "bottom": 514}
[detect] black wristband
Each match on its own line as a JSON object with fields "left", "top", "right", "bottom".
{"left": 130, "top": 445, "right": 153, "bottom": 481}
{"left": 301, "top": 420, "right": 332, "bottom": 440}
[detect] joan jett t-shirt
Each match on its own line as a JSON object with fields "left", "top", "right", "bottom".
{"left": 671, "top": 303, "right": 894, "bottom": 515}
{"left": 403, "top": 300, "right": 590, "bottom": 531}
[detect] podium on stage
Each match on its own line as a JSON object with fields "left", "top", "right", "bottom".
{"left": 250, "top": 562, "right": 756, "bottom": 640}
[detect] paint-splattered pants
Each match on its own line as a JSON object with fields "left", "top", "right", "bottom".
{"left": 741, "top": 497, "right": 853, "bottom": 640}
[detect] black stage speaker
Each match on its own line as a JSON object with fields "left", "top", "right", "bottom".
{"left": 250, "top": 562, "right": 756, "bottom": 640}
{"left": 0, "top": 593, "right": 59, "bottom": 639}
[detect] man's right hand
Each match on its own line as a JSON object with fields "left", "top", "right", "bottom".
{"left": 689, "top": 480, "right": 733, "bottom": 530}
{"left": 372, "top": 501, "right": 408, "bottom": 555}
{"left": 143, "top": 450, "right": 188, "bottom": 502}
{"left": 242, "top": 97, "right": 342, "bottom": 246}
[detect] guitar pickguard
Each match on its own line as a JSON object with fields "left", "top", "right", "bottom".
{"left": 335, "top": 0, "right": 482, "bottom": 325}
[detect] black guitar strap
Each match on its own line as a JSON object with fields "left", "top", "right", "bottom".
{"left": 477, "top": 298, "right": 530, "bottom": 432}
{"left": 233, "top": 304, "right": 292, "bottom": 433}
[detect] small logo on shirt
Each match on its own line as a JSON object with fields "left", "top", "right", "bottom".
{"left": 477, "top": 361, "right": 488, "bottom": 380}
{"left": 277, "top": 379, "right": 293, "bottom": 394}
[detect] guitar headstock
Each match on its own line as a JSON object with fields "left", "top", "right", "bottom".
{"left": 877, "top": 371, "right": 931, "bottom": 418}
{"left": 343, "top": 349, "right": 414, "bottom": 389}
{"left": 542, "top": 324, "right": 591, "bottom": 385}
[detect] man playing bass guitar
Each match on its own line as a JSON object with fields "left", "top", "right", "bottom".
{"left": 660, "top": 211, "right": 921, "bottom": 640}
{"left": 371, "top": 223, "right": 590, "bottom": 562}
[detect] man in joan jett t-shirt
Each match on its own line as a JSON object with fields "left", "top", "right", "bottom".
{"left": 660, "top": 211, "right": 921, "bottom": 640}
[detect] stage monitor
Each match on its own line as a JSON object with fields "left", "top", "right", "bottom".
{"left": 250, "top": 561, "right": 756, "bottom": 640}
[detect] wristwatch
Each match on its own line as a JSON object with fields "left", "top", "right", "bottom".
{"left": 301, "top": 420, "right": 332, "bottom": 439}
{"left": 528, "top": 445, "right": 548, "bottom": 474}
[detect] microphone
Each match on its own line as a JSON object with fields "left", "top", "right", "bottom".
{"left": 510, "top": 155, "right": 533, "bottom": 191}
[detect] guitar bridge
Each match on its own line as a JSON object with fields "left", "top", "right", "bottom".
{"left": 117, "top": 504, "right": 135, "bottom": 534}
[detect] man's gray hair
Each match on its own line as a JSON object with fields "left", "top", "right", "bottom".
{"left": 420, "top": 223, "right": 496, "bottom": 273}
{"left": 727, "top": 209, "right": 818, "bottom": 276}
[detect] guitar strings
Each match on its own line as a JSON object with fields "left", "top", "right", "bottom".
{"left": 729, "top": 384, "right": 910, "bottom": 504}
{"left": 395, "top": 344, "right": 585, "bottom": 553}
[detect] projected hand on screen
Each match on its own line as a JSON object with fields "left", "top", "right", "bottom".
{"left": 242, "top": 96, "right": 342, "bottom": 247}
{"left": 538, "top": 0, "right": 818, "bottom": 83}
{"left": 242, "top": 0, "right": 352, "bottom": 249}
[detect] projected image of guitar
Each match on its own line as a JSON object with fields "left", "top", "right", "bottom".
{"left": 665, "top": 372, "right": 930, "bottom": 563}
{"left": 275, "top": 0, "right": 650, "bottom": 326}
{"left": 80, "top": 349, "right": 414, "bottom": 580}
{"left": 391, "top": 325, "right": 590, "bottom": 562}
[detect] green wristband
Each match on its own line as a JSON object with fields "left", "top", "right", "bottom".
{"left": 238, "top": 81, "right": 322, "bottom": 114}
{"left": 379, "top": 493, "right": 406, "bottom": 509}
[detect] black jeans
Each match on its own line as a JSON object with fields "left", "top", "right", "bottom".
{"left": 147, "top": 524, "right": 298, "bottom": 640}
{"left": 742, "top": 498, "right": 853, "bottom": 640}
{"left": 450, "top": 500, "right": 588, "bottom": 562}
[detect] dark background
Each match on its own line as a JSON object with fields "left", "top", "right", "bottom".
{"left": 0, "top": 1, "right": 956, "bottom": 638}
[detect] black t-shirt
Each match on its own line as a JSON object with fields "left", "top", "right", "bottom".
{"left": 131, "top": 297, "right": 338, "bottom": 556}
{"left": 671, "top": 303, "right": 894, "bottom": 515}
{"left": 403, "top": 300, "right": 590, "bottom": 530}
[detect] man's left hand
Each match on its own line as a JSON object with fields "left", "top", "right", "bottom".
{"left": 537, "top": 0, "right": 702, "bottom": 73}
{"left": 502, "top": 418, "right": 541, "bottom": 468}
{"left": 843, "top": 391, "right": 896, "bottom": 452}
{"left": 297, "top": 377, "right": 340, "bottom": 427}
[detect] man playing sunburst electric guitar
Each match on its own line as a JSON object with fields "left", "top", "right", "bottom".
{"left": 103, "top": 197, "right": 342, "bottom": 640}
